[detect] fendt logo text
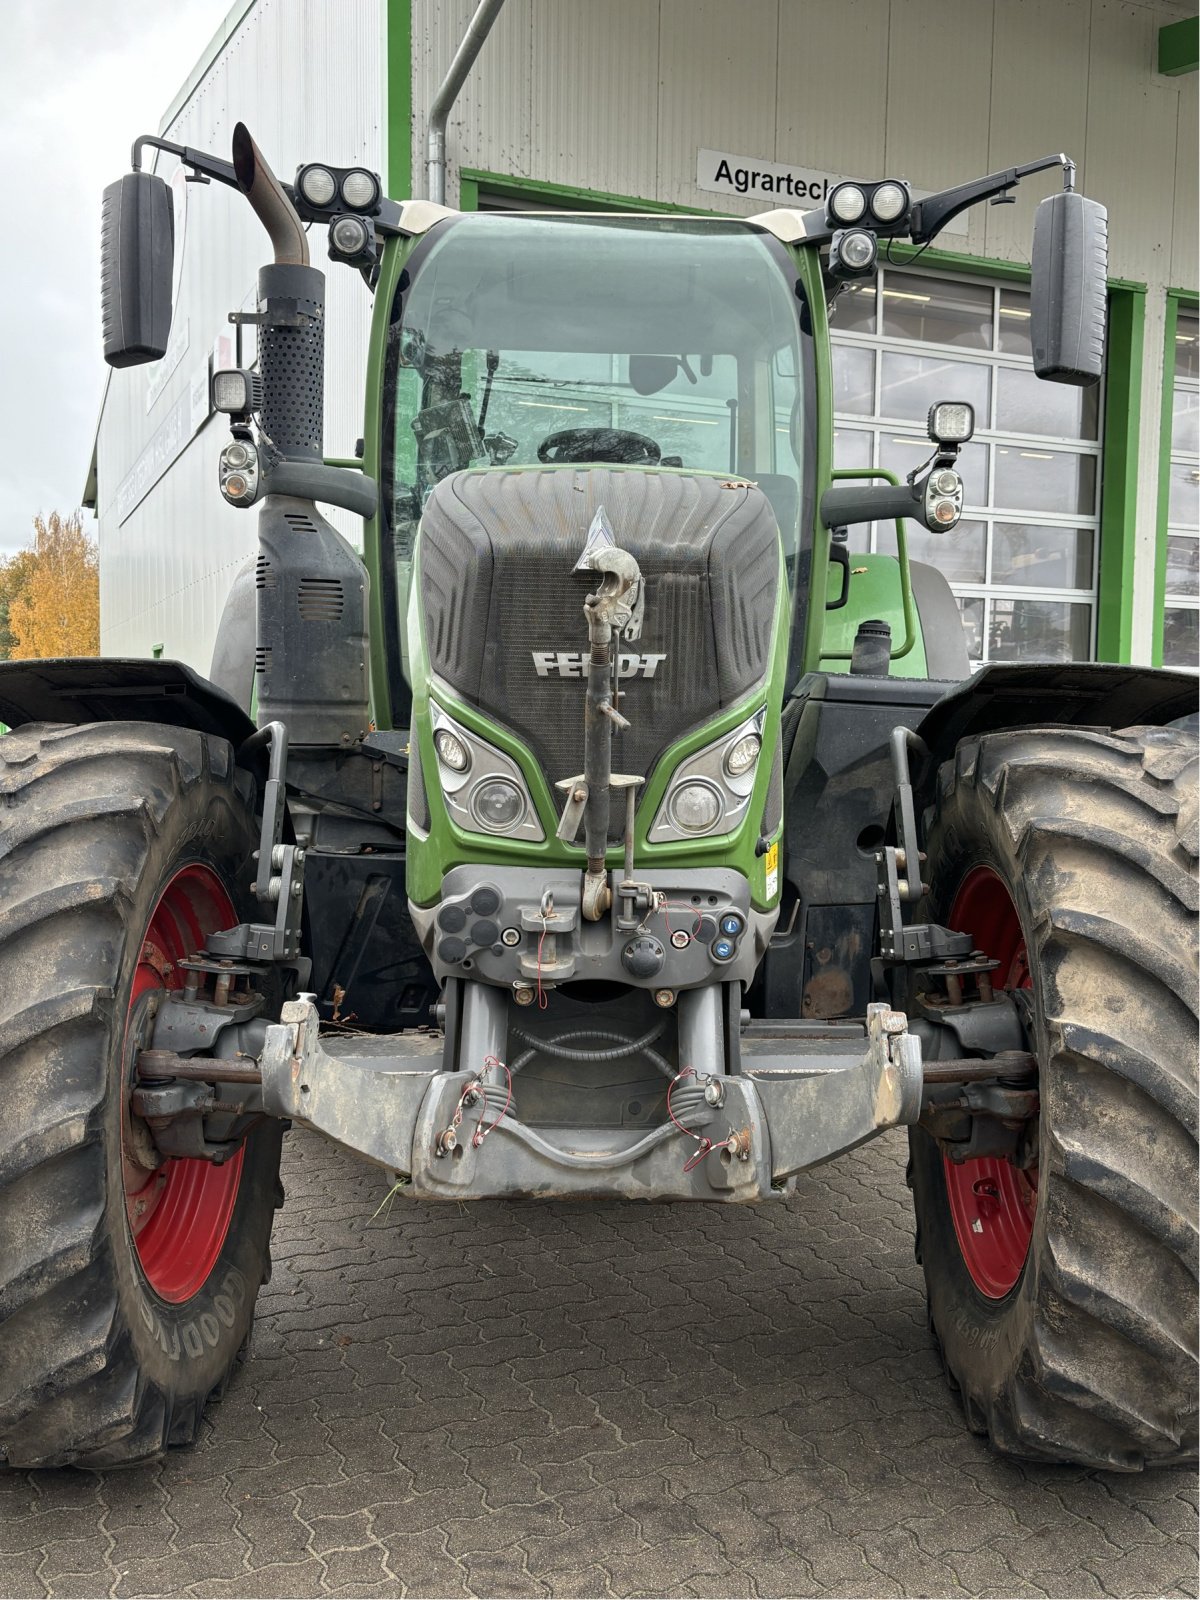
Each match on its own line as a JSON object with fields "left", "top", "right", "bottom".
{"left": 532, "top": 651, "right": 666, "bottom": 680}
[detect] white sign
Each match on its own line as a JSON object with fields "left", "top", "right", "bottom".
{"left": 696, "top": 148, "right": 968, "bottom": 238}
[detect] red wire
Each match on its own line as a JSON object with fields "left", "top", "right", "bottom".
{"left": 475, "top": 1055, "right": 512, "bottom": 1144}
{"left": 661, "top": 901, "right": 704, "bottom": 943}
{"left": 666, "top": 1066, "right": 730, "bottom": 1173}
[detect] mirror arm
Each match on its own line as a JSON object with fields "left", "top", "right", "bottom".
{"left": 909, "top": 152, "right": 1075, "bottom": 244}
{"left": 819, "top": 480, "right": 919, "bottom": 530}
{"left": 131, "top": 134, "right": 242, "bottom": 193}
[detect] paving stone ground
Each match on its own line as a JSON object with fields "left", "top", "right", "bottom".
{"left": 1, "top": 1127, "right": 1196, "bottom": 1600}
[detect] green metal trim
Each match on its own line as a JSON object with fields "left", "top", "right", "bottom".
{"left": 385, "top": 0, "right": 412, "bottom": 198}
{"left": 456, "top": 168, "right": 697, "bottom": 214}
{"left": 1152, "top": 290, "right": 1200, "bottom": 665}
{"left": 1159, "top": 15, "right": 1198, "bottom": 76}
{"left": 1096, "top": 286, "right": 1145, "bottom": 662}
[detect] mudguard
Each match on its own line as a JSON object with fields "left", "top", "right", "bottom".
{"left": 0, "top": 657, "right": 256, "bottom": 747}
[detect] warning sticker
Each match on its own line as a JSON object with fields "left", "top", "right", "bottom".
{"left": 764, "top": 841, "right": 779, "bottom": 900}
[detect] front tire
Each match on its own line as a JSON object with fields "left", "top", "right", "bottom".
{"left": 909, "top": 723, "right": 1198, "bottom": 1470}
{"left": 0, "top": 721, "right": 283, "bottom": 1468}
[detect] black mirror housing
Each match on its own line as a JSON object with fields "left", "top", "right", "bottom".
{"left": 1030, "top": 190, "right": 1107, "bottom": 387}
{"left": 101, "top": 171, "right": 174, "bottom": 368}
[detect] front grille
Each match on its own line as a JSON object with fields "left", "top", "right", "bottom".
{"left": 417, "top": 467, "right": 779, "bottom": 821}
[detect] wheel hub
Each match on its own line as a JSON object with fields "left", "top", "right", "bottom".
{"left": 121, "top": 864, "right": 244, "bottom": 1304}
{"left": 942, "top": 865, "right": 1039, "bottom": 1299}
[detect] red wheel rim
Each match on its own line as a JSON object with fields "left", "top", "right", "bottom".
{"left": 942, "top": 865, "right": 1038, "bottom": 1299}
{"left": 123, "top": 864, "right": 244, "bottom": 1304}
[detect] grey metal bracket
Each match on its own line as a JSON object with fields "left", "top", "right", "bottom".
{"left": 206, "top": 719, "right": 307, "bottom": 966}
{"left": 876, "top": 724, "right": 973, "bottom": 965}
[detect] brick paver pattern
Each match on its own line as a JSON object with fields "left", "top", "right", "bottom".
{"left": 0, "top": 1128, "right": 1196, "bottom": 1599}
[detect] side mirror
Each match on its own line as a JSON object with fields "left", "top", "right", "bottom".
{"left": 1030, "top": 190, "right": 1107, "bottom": 386}
{"left": 100, "top": 171, "right": 174, "bottom": 368}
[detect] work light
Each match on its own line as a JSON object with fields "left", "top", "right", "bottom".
{"left": 297, "top": 165, "right": 337, "bottom": 207}
{"left": 341, "top": 169, "right": 380, "bottom": 210}
{"left": 829, "top": 184, "right": 866, "bottom": 224}
{"left": 871, "top": 181, "right": 909, "bottom": 223}
{"left": 211, "top": 367, "right": 261, "bottom": 416}
{"left": 928, "top": 401, "right": 975, "bottom": 445}
{"left": 328, "top": 214, "right": 375, "bottom": 267}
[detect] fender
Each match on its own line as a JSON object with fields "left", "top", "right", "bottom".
{"left": 911, "top": 661, "right": 1197, "bottom": 804}
{"left": 0, "top": 657, "right": 256, "bottom": 747}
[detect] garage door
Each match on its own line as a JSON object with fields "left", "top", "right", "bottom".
{"left": 1164, "top": 308, "right": 1198, "bottom": 671}
{"left": 830, "top": 268, "right": 1102, "bottom": 665}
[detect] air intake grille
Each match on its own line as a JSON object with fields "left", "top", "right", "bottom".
{"left": 255, "top": 556, "right": 277, "bottom": 590}
{"left": 297, "top": 577, "right": 345, "bottom": 622}
{"left": 254, "top": 645, "right": 272, "bottom": 677}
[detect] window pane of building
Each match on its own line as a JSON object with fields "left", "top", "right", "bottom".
{"left": 996, "top": 364, "right": 1099, "bottom": 440}
{"left": 882, "top": 273, "right": 993, "bottom": 349}
{"left": 831, "top": 280, "right": 876, "bottom": 334}
{"left": 992, "top": 523, "right": 1094, "bottom": 589}
{"left": 1173, "top": 388, "right": 1199, "bottom": 457}
{"left": 1166, "top": 535, "right": 1200, "bottom": 597}
{"left": 998, "top": 289, "right": 1033, "bottom": 357}
{"left": 958, "top": 597, "right": 985, "bottom": 661}
{"left": 877, "top": 517, "right": 986, "bottom": 583}
{"left": 994, "top": 445, "right": 1097, "bottom": 516}
{"left": 1163, "top": 606, "right": 1199, "bottom": 669}
{"left": 879, "top": 351, "right": 990, "bottom": 427}
{"left": 1168, "top": 460, "right": 1200, "bottom": 529}
{"left": 989, "top": 598, "right": 1092, "bottom": 662}
{"left": 832, "top": 427, "right": 873, "bottom": 469}
{"left": 1176, "top": 314, "right": 1199, "bottom": 382}
{"left": 833, "top": 344, "right": 875, "bottom": 413}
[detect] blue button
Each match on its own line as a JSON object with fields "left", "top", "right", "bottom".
{"left": 713, "top": 938, "right": 735, "bottom": 961}
{"left": 720, "top": 914, "right": 743, "bottom": 937}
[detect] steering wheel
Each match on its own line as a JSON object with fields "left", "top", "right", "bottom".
{"left": 537, "top": 428, "right": 661, "bottom": 466}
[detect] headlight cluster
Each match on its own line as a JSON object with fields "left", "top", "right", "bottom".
{"left": 296, "top": 164, "right": 381, "bottom": 213}
{"left": 429, "top": 703, "right": 544, "bottom": 842}
{"left": 649, "top": 709, "right": 766, "bottom": 843}
{"left": 827, "top": 179, "right": 911, "bottom": 229}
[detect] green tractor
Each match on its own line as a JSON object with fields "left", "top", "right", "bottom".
{"left": 0, "top": 124, "right": 1195, "bottom": 1472}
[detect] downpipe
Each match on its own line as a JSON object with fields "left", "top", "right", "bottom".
{"left": 426, "top": 0, "right": 509, "bottom": 204}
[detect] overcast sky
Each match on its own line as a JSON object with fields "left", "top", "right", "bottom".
{"left": 0, "top": 0, "right": 232, "bottom": 557}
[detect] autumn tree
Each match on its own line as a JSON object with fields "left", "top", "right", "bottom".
{"left": 1, "top": 512, "right": 100, "bottom": 660}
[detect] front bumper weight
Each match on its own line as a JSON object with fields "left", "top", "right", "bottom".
{"left": 258, "top": 999, "right": 924, "bottom": 1201}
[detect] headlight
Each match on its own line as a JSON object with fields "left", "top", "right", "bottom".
{"left": 831, "top": 228, "right": 877, "bottom": 276}
{"left": 649, "top": 706, "right": 767, "bottom": 844}
{"left": 298, "top": 165, "right": 337, "bottom": 207}
{"left": 434, "top": 727, "right": 470, "bottom": 773}
{"left": 829, "top": 183, "right": 866, "bottom": 223}
{"left": 341, "top": 169, "right": 380, "bottom": 210}
{"left": 870, "top": 181, "right": 908, "bottom": 223}
{"left": 427, "top": 701, "right": 545, "bottom": 842}
{"left": 669, "top": 781, "right": 723, "bottom": 835}
{"left": 724, "top": 732, "right": 761, "bottom": 778}
{"left": 470, "top": 778, "right": 525, "bottom": 832}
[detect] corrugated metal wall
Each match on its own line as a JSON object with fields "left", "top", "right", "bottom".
{"left": 411, "top": 0, "right": 1196, "bottom": 288}
{"left": 95, "top": 0, "right": 383, "bottom": 670}
{"left": 411, "top": 0, "right": 1197, "bottom": 660}
{"left": 94, "top": 0, "right": 1196, "bottom": 670}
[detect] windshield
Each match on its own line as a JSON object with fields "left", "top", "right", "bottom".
{"left": 381, "top": 213, "right": 814, "bottom": 709}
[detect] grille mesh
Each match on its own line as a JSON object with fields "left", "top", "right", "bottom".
{"left": 417, "top": 468, "right": 780, "bottom": 812}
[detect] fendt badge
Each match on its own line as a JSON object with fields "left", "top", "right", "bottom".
{"left": 532, "top": 651, "right": 666, "bottom": 680}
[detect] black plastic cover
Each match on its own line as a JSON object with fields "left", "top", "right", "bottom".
{"left": 101, "top": 171, "right": 174, "bottom": 368}
{"left": 1030, "top": 191, "right": 1108, "bottom": 386}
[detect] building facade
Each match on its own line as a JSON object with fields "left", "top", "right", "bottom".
{"left": 88, "top": 0, "right": 1199, "bottom": 674}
